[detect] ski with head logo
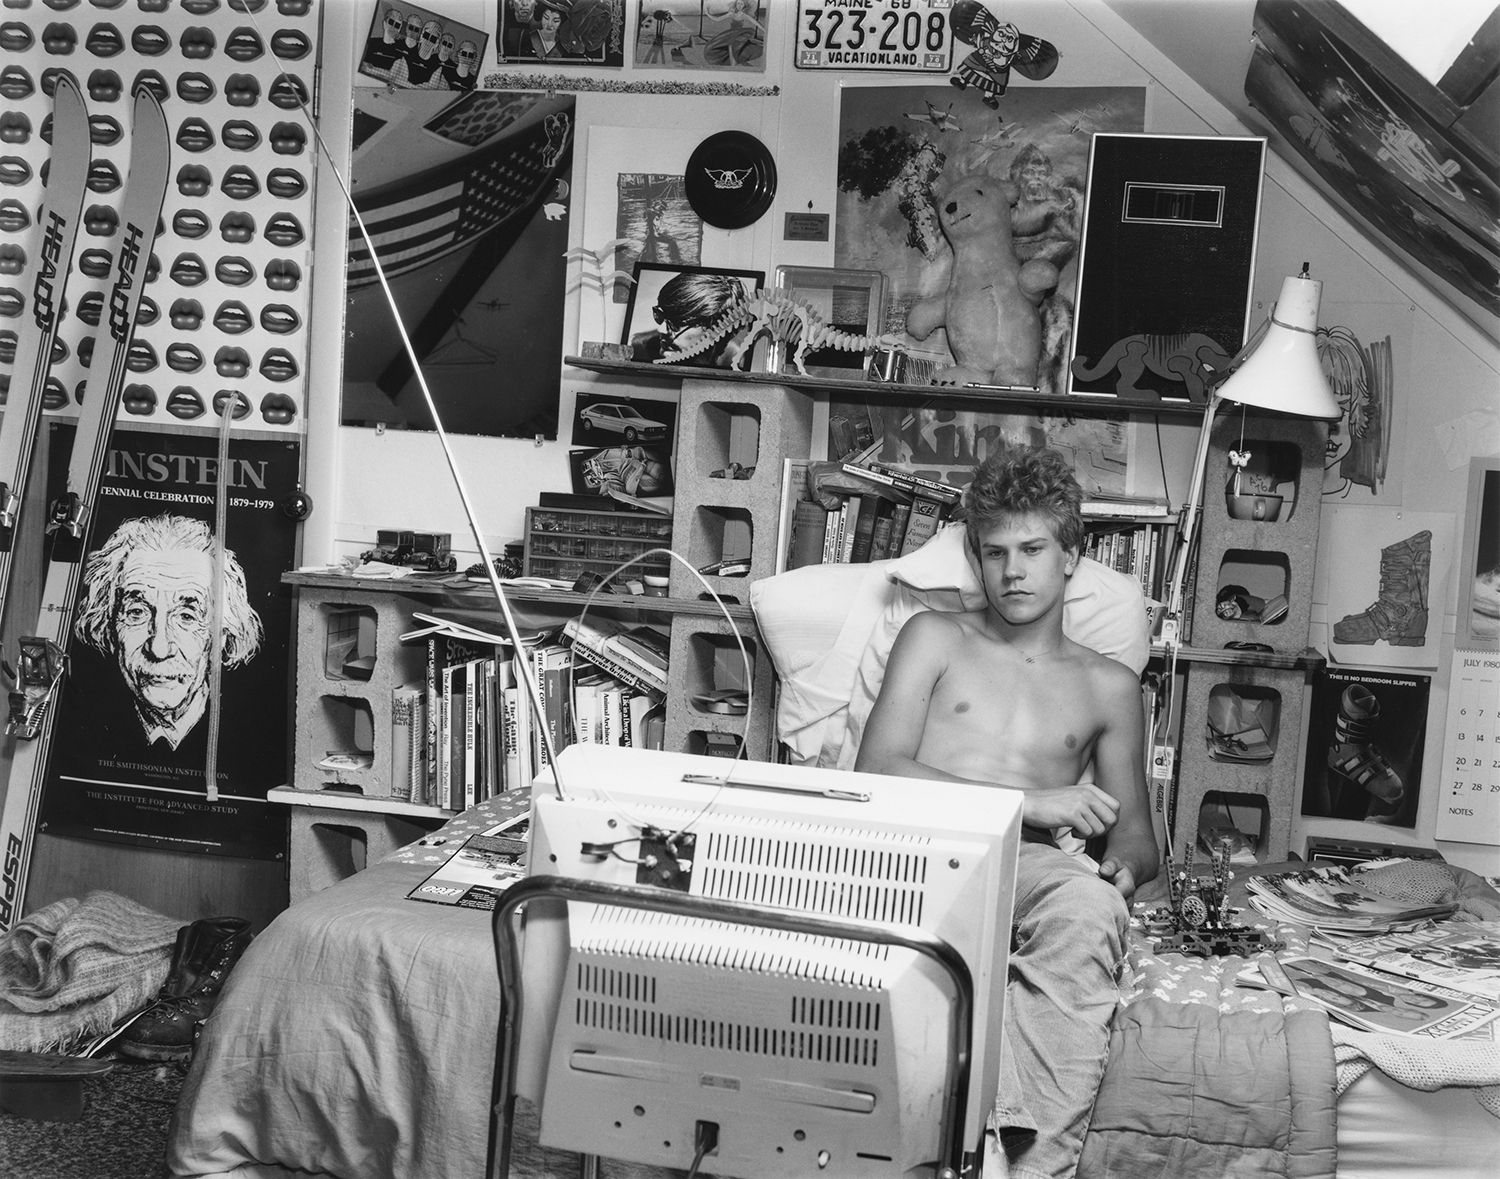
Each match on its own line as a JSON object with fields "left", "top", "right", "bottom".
{"left": 0, "top": 75, "right": 91, "bottom": 635}
{"left": 0, "top": 83, "right": 170, "bottom": 932}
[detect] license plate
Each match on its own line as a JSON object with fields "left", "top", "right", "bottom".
{"left": 794, "top": 0, "right": 954, "bottom": 73}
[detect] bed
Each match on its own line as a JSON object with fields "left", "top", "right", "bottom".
{"left": 167, "top": 532, "right": 1500, "bottom": 1177}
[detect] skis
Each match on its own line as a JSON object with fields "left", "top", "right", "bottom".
{"left": 0, "top": 85, "right": 170, "bottom": 932}
{"left": 0, "top": 77, "right": 91, "bottom": 631}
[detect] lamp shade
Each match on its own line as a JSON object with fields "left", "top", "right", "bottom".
{"left": 1216, "top": 274, "right": 1342, "bottom": 420}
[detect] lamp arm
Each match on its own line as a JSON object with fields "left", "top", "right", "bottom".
{"left": 1160, "top": 391, "right": 1225, "bottom": 650}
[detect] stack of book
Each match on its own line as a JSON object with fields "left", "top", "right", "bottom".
{"left": 395, "top": 611, "right": 666, "bottom": 812}
{"left": 784, "top": 461, "right": 963, "bottom": 571}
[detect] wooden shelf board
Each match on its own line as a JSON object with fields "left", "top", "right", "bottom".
{"left": 565, "top": 356, "right": 1211, "bottom": 420}
{"left": 282, "top": 571, "right": 756, "bottom": 622}
{"left": 1153, "top": 644, "right": 1327, "bottom": 671}
{"left": 268, "top": 786, "right": 453, "bottom": 819}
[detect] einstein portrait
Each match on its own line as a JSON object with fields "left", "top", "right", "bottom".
{"left": 75, "top": 514, "right": 263, "bottom": 751}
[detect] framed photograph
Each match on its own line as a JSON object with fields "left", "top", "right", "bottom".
{"left": 497, "top": 0, "right": 625, "bottom": 67}
{"left": 620, "top": 263, "right": 765, "bottom": 364}
{"left": 771, "top": 266, "right": 886, "bottom": 379}
{"left": 1457, "top": 456, "right": 1500, "bottom": 651}
{"left": 359, "top": 2, "right": 488, "bottom": 91}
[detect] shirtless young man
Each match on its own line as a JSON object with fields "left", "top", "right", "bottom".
{"left": 855, "top": 446, "right": 1157, "bottom": 1179}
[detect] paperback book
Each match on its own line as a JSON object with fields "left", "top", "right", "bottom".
{"left": 406, "top": 819, "right": 529, "bottom": 911}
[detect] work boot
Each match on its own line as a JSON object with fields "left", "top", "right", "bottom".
{"left": 1333, "top": 531, "right": 1430, "bottom": 645}
{"left": 1327, "top": 684, "right": 1403, "bottom": 806}
{"left": 117, "top": 916, "right": 252, "bottom": 1062}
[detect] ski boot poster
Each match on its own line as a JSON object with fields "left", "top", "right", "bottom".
{"left": 0, "top": 0, "right": 320, "bottom": 435}
{"left": 35, "top": 426, "right": 300, "bottom": 862}
{"left": 1325, "top": 507, "right": 1454, "bottom": 670}
{"left": 1302, "top": 667, "right": 1430, "bottom": 828}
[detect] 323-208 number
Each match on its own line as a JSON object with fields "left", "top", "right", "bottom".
{"left": 802, "top": 7, "right": 947, "bottom": 53}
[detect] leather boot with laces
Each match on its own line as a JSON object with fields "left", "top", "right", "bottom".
{"left": 117, "top": 916, "right": 252, "bottom": 1062}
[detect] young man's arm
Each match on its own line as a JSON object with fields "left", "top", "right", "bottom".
{"left": 1089, "top": 659, "right": 1160, "bottom": 899}
{"left": 856, "top": 613, "right": 1122, "bottom": 839}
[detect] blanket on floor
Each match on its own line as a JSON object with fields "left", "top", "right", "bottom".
{"left": 0, "top": 891, "right": 182, "bottom": 1053}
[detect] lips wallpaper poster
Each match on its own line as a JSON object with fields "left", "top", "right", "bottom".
{"left": 37, "top": 427, "right": 300, "bottom": 861}
{"left": 340, "top": 88, "right": 574, "bottom": 438}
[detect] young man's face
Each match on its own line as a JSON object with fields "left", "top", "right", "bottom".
{"left": 973, "top": 511, "right": 1077, "bottom": 626}
{"left": 403, "top": 14, "right": 423, "bottom": 45}
{"left": 111, "top": 547, "right": 214, "bottom": 719}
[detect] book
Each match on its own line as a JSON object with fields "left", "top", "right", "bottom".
{"left": 599, "top": 683, "right": 623, "bottom": 747}
{"left": 561, "top": 618, "right": 668, "bottom": 696}
{"left": 888, "top": 500, "right": 913, "bottom": 556}
{"left": 897, "top": 493, "right": 947, "bottom": 556}
{"left": 406, "top": 827, "right": 529, "bottom": 910}
{"left": 625, "top": 692, "right": 656, "bottom": 748}
{"left": 1080, "top": 494, "right": 1174, "bottom": 520}
{"left": 822, "top": 506, "right": 841, "bottom": 563}
{"left": 865, "top": 461, "right": 962, "bottom": 504}
{"left": 787, "top": 498, "right": 828, "bottom": 570}
{"left": 838, "top": 496, "right": 861, "bottom": 563}
{"left": 509, "top": 649, "right": 534, "bottom": 792}
{"left": 391, "top": 684, "right": 422, "bottom": 801}
{"left": 464, "top": 659, "right": 480, "bottom": 809}
{"left": 849, "top": 493, "right": 880, "bottom": 563}
{"left": 867, "top": 498, "right": 897, "bottom": 562}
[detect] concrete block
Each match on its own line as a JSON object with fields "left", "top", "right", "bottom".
{"left": 662, "top": 614, "right": 775, "bottom": 762}
{"left": 669, "top": 378, "right": 813, "bottom": 601}
{"left": 287, "top": 805, "right": 433, "bottom": 904}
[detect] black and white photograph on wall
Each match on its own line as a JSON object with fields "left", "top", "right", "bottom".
{"left": 37, "top": 428, "right": 300, "bottom": 862}
{"left": 621, "top": 262, "right": 764, "bottom": 364}
{"left": 1246, "top": 0, "right": 1499, "bottom": 344}
{"left": 496, "top": 0, "right": 626, "bottom": 66}
{"left": 613, "top": 173, "right": 703, "bottom": 302}
{"left": 1457, "top": 457, "right": 1500, "bottom": 651}
{"left": 360, "top": 2, "right": 489, "bottom": 91}
{"left": 341, "top": 89, "right": 574, "bottom": 438}
{"left": 570, "top": 392, "right": 676, "bottom": 449}
{"left": 1301, "top": 667, "right": 1430, "bottom": 828}
{"left": 568, "top": 444, "right": 675, "bottom": 507}
{"left": 633, "top": 1, "right": 767, "bottom": 71}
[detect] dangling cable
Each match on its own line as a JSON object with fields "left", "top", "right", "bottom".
{"left": 246, "top": 8, "right": 566, "bottom": 797}
{"left": 203, "top": 395, "right": 236, "bottom": 803}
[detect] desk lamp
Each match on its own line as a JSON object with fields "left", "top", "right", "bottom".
{"left": 1158, "top": 265, "right": 1342, "bottom": 652}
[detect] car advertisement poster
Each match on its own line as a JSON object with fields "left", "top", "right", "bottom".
{"left": 36, "top": 426, "right": 300, "bottom": 862}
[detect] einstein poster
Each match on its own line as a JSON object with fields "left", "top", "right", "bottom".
{"left": 37, "top": 427, "right": 300, "bottom": 861}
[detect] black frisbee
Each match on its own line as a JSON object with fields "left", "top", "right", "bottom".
{"left": 685, "top": 130, "right": 777, "bottom": 230}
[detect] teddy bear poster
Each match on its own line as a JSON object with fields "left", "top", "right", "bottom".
{"left": 835, "top": 84, "right": 1144, "bottom": 396}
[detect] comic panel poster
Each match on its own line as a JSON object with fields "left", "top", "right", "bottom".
{"left": 37, "top": 427, "right": 300, "bottom": 861}
{"left": 1301, "top": 666, "right": 1430, "bottom": 829}
{"left": 341, "top": 89, "right": 574, "bottom": 438}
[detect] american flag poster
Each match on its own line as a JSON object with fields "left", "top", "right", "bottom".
{"left": 341, "top": 89, "right": 575, "bottom": 438}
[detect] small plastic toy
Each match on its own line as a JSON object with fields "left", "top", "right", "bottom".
{"left": 1141, "top": 837, "right": 1285, "bottom": 958}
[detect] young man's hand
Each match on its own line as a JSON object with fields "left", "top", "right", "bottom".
{"left": 1097, "top": 857, "right": 1137, "bottom": 900}
{"left": 1022, "top": 784, "right": 1119, "bottom": 839}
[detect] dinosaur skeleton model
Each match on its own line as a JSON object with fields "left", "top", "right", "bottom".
{"left": 656, "top": 292, "right": 901, "bottom": 376}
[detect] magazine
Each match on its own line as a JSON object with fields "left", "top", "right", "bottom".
{"left": 1330, "top": 921, "right": 1500, "bottom": 1004}
{"left": 1276, "top": 955, "right": 1500, "bottom": 1039}
{"left": 1245, "top": 865, "right": 1458, "bottom": 932}
{"left": 407, "top": 824, "right": 528, "bottom": 911}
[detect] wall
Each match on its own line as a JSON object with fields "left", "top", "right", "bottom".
{"left": 308, "top": 1, "right": 1499, "bottom": 873}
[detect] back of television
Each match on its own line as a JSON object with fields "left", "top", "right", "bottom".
{"left": 502, "top": 744, "right": 1024, "bottom": 1179}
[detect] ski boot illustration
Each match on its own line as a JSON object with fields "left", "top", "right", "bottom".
{"left": 1327, "top": 683, "right": 1403, "bottom": 809}
{"left": 1334, "top": 530, "right": 1430, "bottom": 645}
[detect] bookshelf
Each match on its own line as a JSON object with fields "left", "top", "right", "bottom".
{"left": 565, "top": 355, "right": 1327, "bottom": 866}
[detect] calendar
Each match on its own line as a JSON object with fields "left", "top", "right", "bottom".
{"left": 1434, "top": 650, "right": 1500, "bottom": 846}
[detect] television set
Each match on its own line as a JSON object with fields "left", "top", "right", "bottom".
{"left": 510, "top": 744, "right": 1023, "bottom": 1177}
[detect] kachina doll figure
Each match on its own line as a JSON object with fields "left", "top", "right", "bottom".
{"left": 949, "top": 0, "right": 1058, "bottom": 109}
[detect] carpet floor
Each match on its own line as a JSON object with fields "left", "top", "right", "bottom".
{"left": 0, "top": 1058, "right": 185, "bottom": 1179}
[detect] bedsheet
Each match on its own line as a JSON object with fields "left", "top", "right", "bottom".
{"left": 166, "top": 805, "right": 1500, "bottom": 1179}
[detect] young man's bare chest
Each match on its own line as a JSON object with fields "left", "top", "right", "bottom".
{"left": 916, "top": 637, "right": 1103, "bottom": 791}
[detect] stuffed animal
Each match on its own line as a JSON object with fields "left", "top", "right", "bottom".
{"left": 904, "top": 176, "right": 1059, "bottom": 387}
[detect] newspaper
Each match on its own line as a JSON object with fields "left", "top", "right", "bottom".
{"left": 1265, "top": 955, "right": 1500, "bottom": 1039}
{"left": 1245, "top": 865, "right": 1458, "bottom": 932}
{"left": 1330, "top": 920, "right": 1500, "bottom": 1004}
